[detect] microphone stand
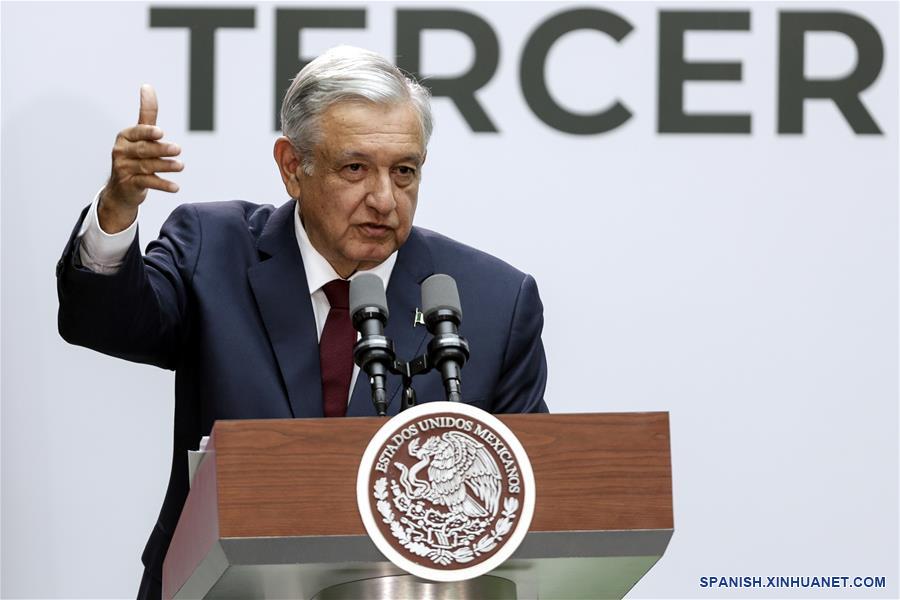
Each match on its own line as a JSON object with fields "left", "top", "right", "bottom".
{"left": 388, "top": 329, "right": 470, "bottom": 412}
{"left": 391, "top": 354, "right": 430, "bottom": 412}
{"left": 356, "top": 320, "right": 467, "bottom": 415}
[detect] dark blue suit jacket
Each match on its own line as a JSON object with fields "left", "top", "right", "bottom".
{"left": 57, "top": 199, "right": 548, "bottom": 590}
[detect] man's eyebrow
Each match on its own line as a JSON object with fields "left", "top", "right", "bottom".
{"left": 397, "top": 154, "right": 425, "bottom": 166}
{"left": 334, "top": 150, "right": 424, "bottom": 165}
{"left": 334, "top": 150, "right": 373, "bottom": 162}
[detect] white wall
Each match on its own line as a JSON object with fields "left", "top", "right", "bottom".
{"left": 2, "top": 2, "right": 897, "bottom": 598}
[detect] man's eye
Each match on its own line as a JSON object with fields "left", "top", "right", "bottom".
{"left": 342, "top": 163, "right": 367, "bottom": 180}
{"left": 396, "top": 166, "right": 416, "bottom": 176}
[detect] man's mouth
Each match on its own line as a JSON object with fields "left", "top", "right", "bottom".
{"left": 358, "top": 223, "right": 392, "bottom": 238}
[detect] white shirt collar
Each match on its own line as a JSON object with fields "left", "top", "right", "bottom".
{"left": 293, "top": 204, "right": 397, "bottom": 295}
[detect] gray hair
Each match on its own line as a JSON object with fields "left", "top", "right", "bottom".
{"left": 280, "top": 46, "right": 433, "bottom": 175}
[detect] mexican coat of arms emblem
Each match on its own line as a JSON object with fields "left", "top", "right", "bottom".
{"left": 357, "top": 401, "right": 535, "bottom": 582}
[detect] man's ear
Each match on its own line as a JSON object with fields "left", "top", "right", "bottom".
{"left": 273, "top": 137, "right": 304, "bottom": 199}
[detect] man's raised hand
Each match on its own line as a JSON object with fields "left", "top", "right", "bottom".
{"left": 99, "top": 84, "right": 183, "bottom": 233}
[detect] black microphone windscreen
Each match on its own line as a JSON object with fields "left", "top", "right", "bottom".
{"left": 421, "top": 274, "right": 462, "bottom": 319}
{"left": 350, "top": 273, "right": 389, "bottom": 317}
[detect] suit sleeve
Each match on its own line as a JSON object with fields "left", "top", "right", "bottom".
{"left": 57, "top": 203, "right": 201, "bottom": 370}
{"left": 493, "top": 274, "right": 549, "bottom": 413}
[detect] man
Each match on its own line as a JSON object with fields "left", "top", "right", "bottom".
{"left": 57, "top": 46, "right": 547, "bottom": 598}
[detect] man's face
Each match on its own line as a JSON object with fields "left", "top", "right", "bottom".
{"left": 287, "top": 101, "right": 425, "bottom": 278}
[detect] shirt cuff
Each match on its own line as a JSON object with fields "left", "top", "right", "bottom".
{"left": 77, "top": 190, "right": 138, "bottom": 274}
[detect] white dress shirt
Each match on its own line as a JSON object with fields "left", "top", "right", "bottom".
{"left": 77, "top": 191, "right": 138, "bottom": 275}
{"left": 77, "top": 193, "right": 397, "bottom": 405}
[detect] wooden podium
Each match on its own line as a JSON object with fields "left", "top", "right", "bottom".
{"left": 163, "top": 412, "right": 673, "bottom": 599}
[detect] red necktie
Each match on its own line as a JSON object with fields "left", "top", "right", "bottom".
{"left": 319, "top": 279, "right": 354, "bottom": 417}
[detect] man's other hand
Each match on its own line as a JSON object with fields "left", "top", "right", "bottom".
{"left": 99, "top": 84, "right": 183, "bottom": 233}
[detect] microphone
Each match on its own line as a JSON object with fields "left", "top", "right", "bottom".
{"left": 350, "top": 273, "right": 394, "bottom": 417}
{"left": 421, "top": 274, "right": 470, "bottom": 403}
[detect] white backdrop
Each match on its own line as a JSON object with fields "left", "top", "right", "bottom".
{"left": 2, "top": 1, "right": 897, "bottom": 598}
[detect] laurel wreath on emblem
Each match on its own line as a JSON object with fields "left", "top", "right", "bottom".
{"left": 374, "top": 477, "right": 519, "bottom": 566}
{"left": 371, "top": 431, "right": 520, "bottom": 566}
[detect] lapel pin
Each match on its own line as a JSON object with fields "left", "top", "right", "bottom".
{"left": 413, "top": 308, "right": 425, "bottom": 327}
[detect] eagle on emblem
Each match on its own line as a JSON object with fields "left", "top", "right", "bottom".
{"left": 396, "top": 431, "right": 502, "bottom": 518}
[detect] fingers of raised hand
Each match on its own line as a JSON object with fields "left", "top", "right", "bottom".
{"left": 118, "top": 157, "right": 184, "bottom": 176}
{"left": 113, "top": 138, "right": 181, "bottom": 161}
{"left": 139, "top": 84, "right": 159, "bottom": 126}
{"left": 111, "top": 138, "right": 183, "bottom": 195}
{"left": 121, "top": 124, "right": 164, "bottom": 142}
{"left": 130, "top": 174, "right": 179, "bottom": 193}
{"left": 106, "top": 86, "right": 181, "bottom": 199}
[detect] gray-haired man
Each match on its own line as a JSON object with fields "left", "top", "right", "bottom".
{"left": 57, "top": 46, "right": 548, "bottom": 598}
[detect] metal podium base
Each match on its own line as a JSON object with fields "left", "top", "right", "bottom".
{"left": 312, "top": 575, "right": 517, "bottom": 600}
{"left": 174, "top": 530, "right": 672, "bottom": 599}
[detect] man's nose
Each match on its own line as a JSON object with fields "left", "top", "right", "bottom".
{"left": 365, "top": 171, "right": 397, "bottom": 214}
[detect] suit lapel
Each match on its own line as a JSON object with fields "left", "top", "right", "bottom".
{"left": 248, "top": 200, "right": 324, "bottom": 418}
{"left": 347, "top": 228, "right": 433, "bottom": 417}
